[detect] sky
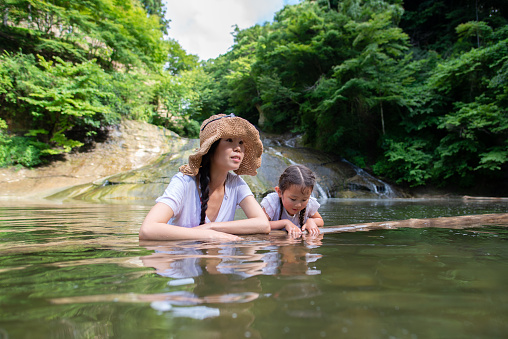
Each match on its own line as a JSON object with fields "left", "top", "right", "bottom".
{"left": 164, "top": 0, "right": 301, "bottom": 61}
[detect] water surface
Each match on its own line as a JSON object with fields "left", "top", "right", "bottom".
{"left": 1, "top": 199, "right": 507, "bottom": 338}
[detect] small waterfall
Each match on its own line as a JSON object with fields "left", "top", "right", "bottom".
{"left": 313, "top": 182, "right": 329, "bottom": 200}
{"left": 342, "top": 159, "right": 397, "bottom": 198}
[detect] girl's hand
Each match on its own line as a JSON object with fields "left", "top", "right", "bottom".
{"left": 284, "top": 221, "right": 302, "bottom": 238}
{"left": 302, "top": 218, "right": 320, "bottom": 236}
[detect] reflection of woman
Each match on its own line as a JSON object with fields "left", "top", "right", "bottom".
{"left": 142, "top": 247, "right": 204, "bottom": 278}
{"left": 140, "top": 242, "right": 268, "bottom": 279}
{"left": 139, "top": 114, "right": 270, "bottom": 241}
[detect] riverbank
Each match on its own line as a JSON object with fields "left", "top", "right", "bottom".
{"left": 0, "top": 120, "right": 178, "bottom": 200}
{"left": 1, "top": 120, "right": 505, "bottom": 202}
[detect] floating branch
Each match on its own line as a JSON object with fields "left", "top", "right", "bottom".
{"left": 321, "top": 213, "right": 508, "bottom": 234}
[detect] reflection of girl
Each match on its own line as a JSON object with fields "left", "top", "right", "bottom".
{"left": 261, "top": 165, "right": 324, "bottom": 236}
{"left": 140, "top": 114, "right": 270, "bottom": 241}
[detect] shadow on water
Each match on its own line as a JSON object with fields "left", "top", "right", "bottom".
{"left": 1, "top": 199, "right": 508, "bottom": 338}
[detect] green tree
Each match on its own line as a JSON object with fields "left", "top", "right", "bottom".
{"left": 377, "top": 26, "right": 508, "bottom": 187}
{"left": 0, "top": 0, "right": 200, "bottom": 167}
{"left": 400, "top": 0, "right": 507, "bottom": 55}
{"left": 18, "top": 54, "right": 117, "bottom": 154}
{"left": 0, "top": 0, "right": 169, "bottom": 69}
{"left": 139, "top": 0, "right": 170, "bottom": 33}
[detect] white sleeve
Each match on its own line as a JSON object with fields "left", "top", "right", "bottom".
{"left": 235, "top": 176, "right": 254, "bottom": 205}
{"left": 307, "top": 197, "right": 321, "bottom": 217}
{"left": 155, "top": 173, "right": 187, "bottom": 216}
{"left": 260, "top": 193, "right": 278, "bottom": 220}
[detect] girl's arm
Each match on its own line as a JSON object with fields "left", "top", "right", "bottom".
{"left": 271, "top": 219, "right": 302, "bottom": 237}
{"left": 268, "top": 219, "right": 296, "bottom": 230}
{"left": 262, "top": 207, "right": 302, "bottom": 237}
{"left": 139, "top": 202, "right": 241, "bottom": 241}
{"left": 309, "top": 211, "right": 324, "bottom": 227}
{"left": 199, "top": 195, "right": 270, "bottom": 235}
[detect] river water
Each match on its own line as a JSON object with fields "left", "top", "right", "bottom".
{"left": 1, "top": 198, "right": 508, "bottom": 339}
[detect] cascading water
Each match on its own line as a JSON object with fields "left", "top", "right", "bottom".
{"left": 341, "top": 159, "right": 397, "bottom": 198}
{"left": 263, "top": 140, "right": 402, "bottom": 199}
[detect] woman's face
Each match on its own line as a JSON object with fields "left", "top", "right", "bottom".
{"left": 212, "top": 137, "right": 245, "bottom": 173}
{"left": 276, "top": 185, "right": 312, "bottom": 216}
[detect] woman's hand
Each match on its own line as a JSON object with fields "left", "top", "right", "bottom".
{"left": 302, "top": 218, "right": 320, "bottom": 236}
{"left": 195, "top": 224, "right": 243, "bottom": 241}
{"left": 284, "top": 221, "right": 302, "bottom": 238}
{"left": 202, "top": 229, "right": 243, "bottom": 241}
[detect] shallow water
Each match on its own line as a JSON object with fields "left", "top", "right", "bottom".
{"left": 1, "top": 199, "right": 508, "bottom": 339}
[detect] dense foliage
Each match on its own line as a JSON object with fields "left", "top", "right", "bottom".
{"left": 1, "top": 0, "right": 507, "bottom": 192}
{"left": 0, "top": 0, "right": 200, "bottom": 165}
{"left": 200, "top": 0, "right": 508, "bottom": 190}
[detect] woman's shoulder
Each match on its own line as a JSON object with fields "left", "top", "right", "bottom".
{"left": 173, "top": 172, "right": 195, "bottom": 182}
{"left": 169, "top": 172, "right": 197, "bottom": 189}
{"left": 226, "top": 172, "right": 247, "bottom": 185}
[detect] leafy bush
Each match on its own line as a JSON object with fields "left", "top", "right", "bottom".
{"left": 0, "top": 0, "right": 200, "bottom": 169}
{"left": 373, "top": 137, "right": 434, "bottom": 187}
{"left": 0, "top": 52, "right": 119, "bottom": 155}
{"left": 0, "top": 119, "right": 48, "bottom": 167}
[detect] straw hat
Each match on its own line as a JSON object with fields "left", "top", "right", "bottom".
{"left": 179, "top": 114, "right": 263, "bottom": 176}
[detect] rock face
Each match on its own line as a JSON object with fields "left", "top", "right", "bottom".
{"left": 0, "top": 120, "right": 180, "bottom": 200}
{"left": 47, "top": 133, "right": 406, "bottom": 203}
{"left": 0, "top": 120, "right": 407, "bottom": 203}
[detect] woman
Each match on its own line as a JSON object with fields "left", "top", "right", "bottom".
{"left": 139, "top": 114, "right": 270, "bottom": 241}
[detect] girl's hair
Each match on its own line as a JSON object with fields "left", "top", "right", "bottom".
{"left": 198, "top": 140, "right": 221, "bottom": 225}
{"left": 278, "top": 164, "right": 316, "bottom": 227}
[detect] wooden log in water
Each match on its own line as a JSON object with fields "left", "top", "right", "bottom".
{"left": 321, "top": 213, "right": 508, "bottom": 234}
{"left": 462, "top": 195, "right": 508, "bottom": 201}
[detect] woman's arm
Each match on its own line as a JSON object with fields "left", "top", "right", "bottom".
{"left": 261, "top": 207, "right": 285, "bottom": 230}
{"left": 199, "top": 195, "right": 270, "bottom": 234}
{"left": 139, "top": 202, "right": 241, "bottom": 241}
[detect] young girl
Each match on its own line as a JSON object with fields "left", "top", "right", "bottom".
{"left": 139, "top": 114, "right": 270, "bottom": 241}
{"left": 261, "top": 165, "right": 324, "bottom": 236}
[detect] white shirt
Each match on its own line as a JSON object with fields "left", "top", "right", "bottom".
{"left": 260, "top": 192, "right": 320, "bottom": 227}
{"left": 156, "top": 172, "right": 253, "bottom": 228}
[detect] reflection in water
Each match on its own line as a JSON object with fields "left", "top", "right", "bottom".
{"left": 139, "top": 234, "right": 324, "bottom": 300}
{"left": 136, "top": 234, "right": 325, "bottom": 337}
{"left": 140, "top": 234, "right": 323, "bottom": 279}
{"left": 2, "top": 200, "right": 508, "bottom": 338}
{"left": 50, "top": 232, "right": 325, "bottom": 335}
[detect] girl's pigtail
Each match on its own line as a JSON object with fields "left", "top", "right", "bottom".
{"left": 299, "top": 207, "right": 306, "bottom": 227}
{"left": 279, "top": 197, "right": 283, "bottom": 221}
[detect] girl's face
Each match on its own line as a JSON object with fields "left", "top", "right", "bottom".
{"left": 212, "top": 137, "right": 245, "bottom": 172}
{"left": 276, "top": 185, "right": 312, "bottom": 216}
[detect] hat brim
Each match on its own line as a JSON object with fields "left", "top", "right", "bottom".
{"left": 179, "top": 117, "right": 263, "bottom": 176}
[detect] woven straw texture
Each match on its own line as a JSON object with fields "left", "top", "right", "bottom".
{"left": 179, "top": 114, "right": 263, "bottom": 176}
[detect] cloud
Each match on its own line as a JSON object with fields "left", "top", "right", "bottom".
{"left": 165, "top": 0, "right": 300, "bottom": 60}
